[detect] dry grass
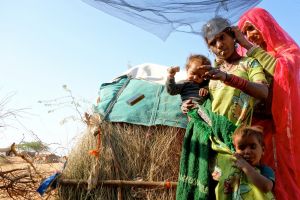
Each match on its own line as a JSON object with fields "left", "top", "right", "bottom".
{"left": 59, "top": 121, "right": 185, "bottom": 200}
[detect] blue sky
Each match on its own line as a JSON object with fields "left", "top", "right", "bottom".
{"left": 0, "top": 0, "right": 299, "bottom": 155}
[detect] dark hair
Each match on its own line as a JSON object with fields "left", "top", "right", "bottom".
{"left": 223, "top": 27, "right": 235, "bottom": 38}
{"left": 232, "top": 125, "right": 264, "bottom": 146}
{"left": 185, "top": 54, "right": 211, "bottom": 70}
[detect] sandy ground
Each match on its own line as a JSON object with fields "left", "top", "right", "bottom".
{"left": 0, "top": 156, "right": 63, "bottom": 200}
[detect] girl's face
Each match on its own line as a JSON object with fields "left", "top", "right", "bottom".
{"left": 242, "top": 22, "right": 265, "bottom": 48}
{"left": 207, "top": 31, "right": 235, "bottom": 60}
{"left": 233, "top": 134, "right": 264, "bottom": 166}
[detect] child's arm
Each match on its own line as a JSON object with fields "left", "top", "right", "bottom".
{"left": 233, "top": 153, "right": 273, "bottom": 193}
{"left": 166, "top": 66, "right": 184, "bottom": 95}
{"left": 167, "top": 66, "right": 180, "bottom": 78}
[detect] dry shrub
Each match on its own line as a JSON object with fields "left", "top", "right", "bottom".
{"left": 0, "top": 158, "right": 61, "bottom": 200}
{"left": 59, "top": 121, "right": 185, "bottom": 200}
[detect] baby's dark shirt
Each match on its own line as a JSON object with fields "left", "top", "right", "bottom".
{"left": 166, "top": 77, "right": 209, "bottom": 105}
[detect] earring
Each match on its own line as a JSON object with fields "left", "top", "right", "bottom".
{"left": 234, "top": 41, "right": 238, "bottom": 49}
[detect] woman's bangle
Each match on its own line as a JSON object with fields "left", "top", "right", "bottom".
{"left": 224, "top": 74, "right": 248, "bottom": 91}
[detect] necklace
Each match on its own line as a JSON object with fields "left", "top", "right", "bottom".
{"left": 220, "top": 62, "right": 237, "bottom": 73}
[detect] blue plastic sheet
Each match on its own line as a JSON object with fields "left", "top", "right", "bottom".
{"left": 36, "top": 172, "right": 60, "bottom": 196}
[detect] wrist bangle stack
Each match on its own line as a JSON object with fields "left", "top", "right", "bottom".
{"left": 224, "top": 74, "right": 248, "bottom": 91}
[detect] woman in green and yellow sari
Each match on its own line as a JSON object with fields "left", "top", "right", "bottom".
{"left": 176, "top": 17, "right": 272, "bottom": 200}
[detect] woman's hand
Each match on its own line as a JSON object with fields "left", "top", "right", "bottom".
{"left": 202, "top": 66, "right": 227, "bottom": 81}
{"left": 202, "top": 64, "right": 268, "bottom": 99}
{"left": 231, "top": 26, "right": 253, "bottom": 50}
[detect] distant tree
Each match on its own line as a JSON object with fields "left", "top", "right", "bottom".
{"left": 17, "top": 141, "right": 49, "bottom": 154}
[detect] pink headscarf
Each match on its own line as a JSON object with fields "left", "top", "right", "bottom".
{"left": 239, "top": 7, "right": 300, "bottom": 199}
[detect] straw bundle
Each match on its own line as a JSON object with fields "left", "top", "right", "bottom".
{"left": 58, "top": 120, "right": 185, "bottom": 200}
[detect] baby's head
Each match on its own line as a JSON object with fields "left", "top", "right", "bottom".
{"left": 185, "top": 54, "right": 211, "bottom": 83}
{"left": 232, "top": 125, "right": 264, "bottom": 166}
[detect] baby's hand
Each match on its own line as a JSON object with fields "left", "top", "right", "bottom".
{"left": 181, "top": 99, "right": 197, "bottom": 114}
{"left": 167, "top": 66, "right": 180, "bottom": 78}
{"left": 199, "top": 88, "right": 209, "bottom": 96}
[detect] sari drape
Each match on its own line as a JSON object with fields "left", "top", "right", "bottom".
{"left": 238, "top": 7, "right": 300, "bottom": 200}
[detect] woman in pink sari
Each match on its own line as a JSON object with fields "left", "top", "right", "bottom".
{"left": 237, "top": 7, "right": 300, "bottom": 199}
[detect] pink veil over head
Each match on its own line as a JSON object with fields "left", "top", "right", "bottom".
{"left": 238, "top": 7, "right": 300, "bottom": 199}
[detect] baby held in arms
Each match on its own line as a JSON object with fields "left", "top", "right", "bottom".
{"left": 165, "top": 54, "right": 211, "bottom": 109}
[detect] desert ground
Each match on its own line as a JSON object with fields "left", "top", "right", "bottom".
{"left": 0, "top": 155, "right": 64, "bottom": 200}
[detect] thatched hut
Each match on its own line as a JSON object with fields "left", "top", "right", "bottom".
{"left": 58, "top": 64, "right": 188, "bottom": 200}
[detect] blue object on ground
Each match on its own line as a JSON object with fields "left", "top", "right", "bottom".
{"left": 36, "top": 172, "right": 60, "bottom": 196}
